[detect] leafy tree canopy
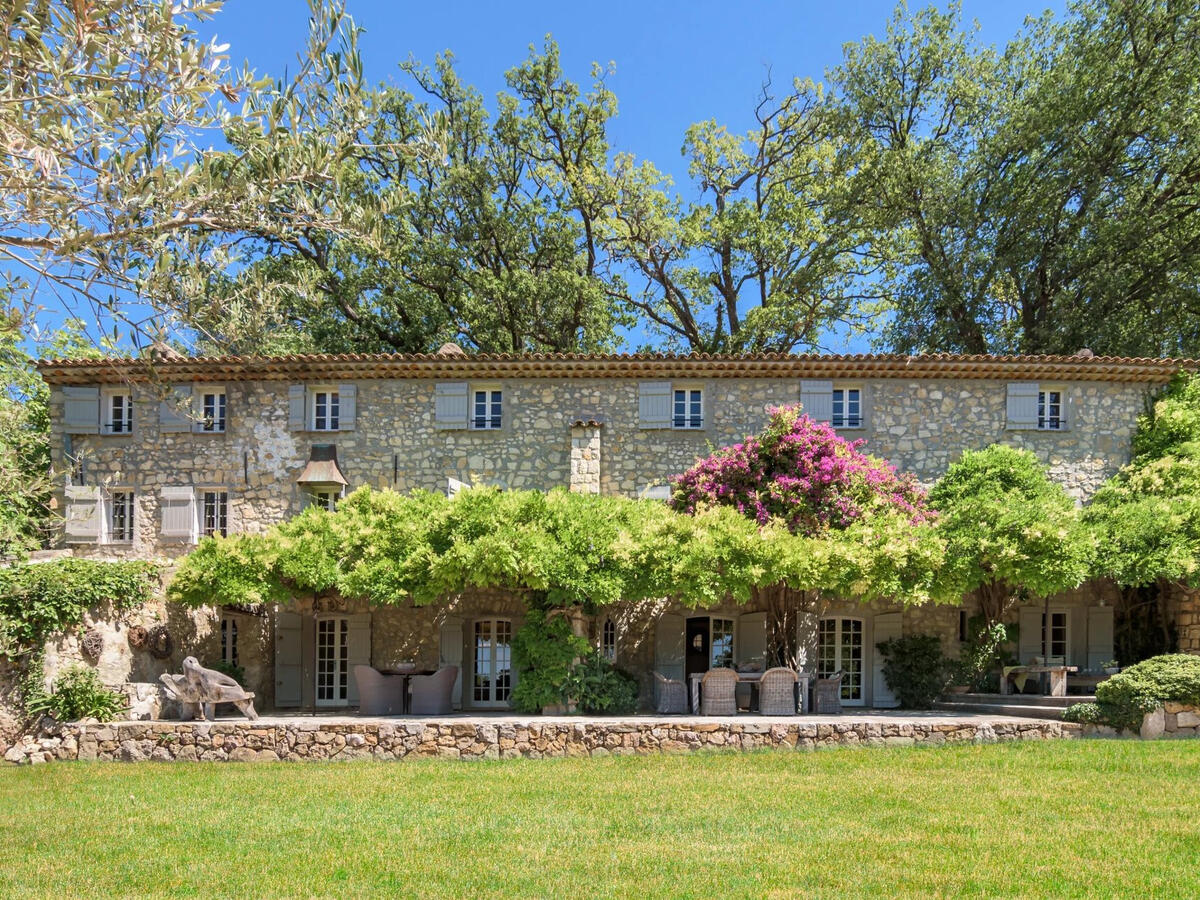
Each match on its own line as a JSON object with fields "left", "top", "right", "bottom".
{"left": 1086, "top": 373, "right": 1200, "bottom": 589}
{"left": 928, "top": 445, "right": 1094, "bottom": 624}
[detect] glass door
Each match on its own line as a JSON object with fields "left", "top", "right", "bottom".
{"left": 818, "top": 617, "right": 865, "bottom": 706}
{"left": 316, "top": 617, "right": 349, "bottom": 706}
{"left": 472, "top": 619, "right": 513, "bottom": 707}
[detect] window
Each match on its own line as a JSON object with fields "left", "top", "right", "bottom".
{"left": 1038, "top": 389, "right": 1064, "bottom": 430}
{"left": 472, "top": 389, "right": 502, "bottom": 430}
{"left": 108, "top": 491, "right": 134, "bottom": 542}
{"left": 202, "top": 490, "right": 228, "bottom": 538}
{"left": 832, "top": 388, "right": 862, "bottom": 428}
{"left": 316, "top": 617, "right": 349, "bottom": 706}
{"left": 1042, "top": 611, "right": 1069, "bottom": 661}
{"left": 221, "top": 617, "right": 239, "bottom": 667}
{"left": 673, "top": 388, "right": 703, "bottom": 429}
{"left": 710, "top": 617, "right": 734, "bottom": 669}
{"left": 308, "top": 489, "right": 339, "bottom": 512}
{"left": 311, "top": 390, "right": 340, "bottom": 431}
{"left": 103, "top": 391, "right": 133, "bottom": 434}
{"left": 200, "top": 390, "right": 226, "bottom": 433}
{"left": 601, "top": 618, "right": 617, "bottom": 662}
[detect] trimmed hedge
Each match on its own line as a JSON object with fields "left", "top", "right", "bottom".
{"left": 1085, "top": 654, "right": 1200, "bottom": 731}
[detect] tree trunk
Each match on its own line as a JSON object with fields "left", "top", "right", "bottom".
{"left": 756, "top": 582, "right": 823, "bottom": 669}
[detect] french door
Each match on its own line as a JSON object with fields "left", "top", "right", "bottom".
{"left": 818, "top": 617, "right": 865, "bottom": 706}
{"left": 473, "top": 619, "right": 513, "bottom": 707}
{"left": 316, "top": 617, "right": 349, "bottom": 706}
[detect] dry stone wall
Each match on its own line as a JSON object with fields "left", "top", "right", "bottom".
{"left": 2, "top": 715, "right": 1080, "bottom": 764}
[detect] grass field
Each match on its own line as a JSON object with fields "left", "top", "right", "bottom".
{"left": 1, "top": 740, "right": 1198, "bottom": 898}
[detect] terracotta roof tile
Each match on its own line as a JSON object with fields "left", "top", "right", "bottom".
{"left": 34, "top": 351, "right": 1198, "bottom": 385}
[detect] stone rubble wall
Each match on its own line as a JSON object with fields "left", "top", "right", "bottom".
{"left": 3, "top": 716, "right": 1079, "bottom": 764}
{"left": 49, "top": 375, "right": 1149, "bottom": 559}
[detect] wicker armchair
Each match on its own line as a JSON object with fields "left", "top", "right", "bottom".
{"left": 353, "top": 665, "right": 406, "bottom": 716}
{"left": 700, "top": 667, "right": 739, "bottom": 716}
{"left": 758, "top": 667, "right": 799, "bottom": 715}
{"left": 814, "top": 670, "right": 844, "bottom": 715}
{"left": 409, "top": 666, "right": 458, "bottom": 716}
{"left": 653, "top": 671, "right": 687, "bottom": 714}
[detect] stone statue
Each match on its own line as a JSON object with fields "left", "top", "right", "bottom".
{"left": 159, "top": 656, "right": 258, "bottom": 721}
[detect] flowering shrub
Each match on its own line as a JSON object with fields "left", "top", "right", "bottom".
{"left": 670, "top": 405, "right": 932, "bottom": 535}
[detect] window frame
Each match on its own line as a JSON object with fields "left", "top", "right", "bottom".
{"left": 672, "top": 385, "right": 704, "bottom": 430}
{"left": 307, "top": 488, "right": 341, "bottom": 512}
{"left": 200, "top": 489, "right": 229, "bottom": 538}
{"left": 1037, "top": 385, "right": 1066, "bottom": 431}
{"left": 469, "top": 384, "right": 504, "bottom": 431}
{"left": 106, "top": 489, "right": 135, "bottom": 543}
{"left": 101, "top": 388, "right": 134, "bottom": 435}
{"left": 1040, "top": 609, "right": 1070, "bottom": 662}
{"left": 220, "top": 616, "right": 239, "bottom": 667}
{"left": 831, "top": 385, "right": 864, "bottom": 430}
{"left": 309, "top": 387, "right": 341, "bottom": 432}
{"left": 198, "top": 388, "right": 227, "bottom": 433}
{"left": 600, "top": 618, "right": 617, "bottom": 662}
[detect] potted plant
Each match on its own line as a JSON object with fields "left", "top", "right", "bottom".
{"left": 1101, "top": 659, "right": 1120, "bottom": 675}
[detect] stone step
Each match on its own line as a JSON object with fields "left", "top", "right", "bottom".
{"left": 942, "top": 692, "right": 1095, "bottom": 709}
{"left": 932, "top": 699, "right": 1071, "bottom": 721}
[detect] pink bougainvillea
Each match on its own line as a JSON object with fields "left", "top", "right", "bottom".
{"left": 670, "top": 405, "right": 932, "bottom": 536}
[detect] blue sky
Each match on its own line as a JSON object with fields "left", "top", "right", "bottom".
{"left": 32, "top": 1, "right": 1068, "bottom": 355}
{"left": 203, "top": 0, "right": 1061, "bottom": 195}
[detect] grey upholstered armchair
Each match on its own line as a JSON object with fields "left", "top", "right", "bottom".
{"left": 409, "top": 666, "right": 459, "bottom": 716}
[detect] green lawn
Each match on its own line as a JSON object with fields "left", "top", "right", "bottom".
{"left": 1, "top": 741, "right": 1198, "bottom": 898}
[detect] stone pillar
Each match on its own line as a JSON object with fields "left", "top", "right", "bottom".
{"left": 569, "top": 424, "right": 601, "bottom": 494}
{"left": 1177, "top": 586, "right": 1200, "bottom": 654}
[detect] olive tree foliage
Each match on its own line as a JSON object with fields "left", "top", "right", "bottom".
{"left": 1086, "top": 373, "right": 1200, "bottom": 592}
{"left": 605, "top": 79, "right": 885, "bottom": 353}
{"left": 0, "top": 295, "right": 101, "bottom": 557}
{"left": 670, "top": 405, "right": 945, "bottom": 666}
{"left": 0, "top": 0, "right": 384, "bottom": 349}
{"left": 167, "top": 485, "right": 772, "bottom": 613}
{"left": 833, "top": 0, "right": 1200, "bottom": 357}
{"left": 928, "top": 445, "right": 1094, "bottom": 627}
{"left": 198, "top": 40, "right": 632, "bottom": 355}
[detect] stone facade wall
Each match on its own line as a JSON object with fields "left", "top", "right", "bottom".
{"left": 48, "top": 375, "right": 1150, "bottom": 558}
{"left": 2, "top": 715, "right": 1080, "bottom": 764}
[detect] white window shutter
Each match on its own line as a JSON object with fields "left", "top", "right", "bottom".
{"left": 638, "top": 382, "right": 672, "bottom": 428}
{"left": 1018, "top": 607, "right": 1043, "bottom": 663}
{"left": 160, "top": 487, "right": 198, "bottom": 541}
{"left": 345, "top": 613, "right": 372, "bottom": 705}
{"left": 872, "top": 612, "right": 903, "bottom": 708}
{"left": 63, "top": 386, "right": 100, "bottom": 434}
{"left": 434, "top": 382, "right": 469, "bottom": 429}
{"left": 800, "top": 380, "right": 834, "bottom": 423}
{"left": 274, "top": 612, "right": 303, "bottom": 708}
{"left": 439, "top": 618, "right": 464, "bottom": 709}
{"left": 338, "top": 383, "right": 357, "bottom": 431}
{"left": 737, "top": 612, "right": 767, "bottom": 669}
{"left": 159, "top": 385, "right": 192, "bottom": 433}
{"left": 654, "top": 613, "right": 685, "bottom": 682}
{"left": 1087, "top": 607, "right": 1114, "bottom": 671}
{"left": 1006, "top": 382, "right": 1040, "bottom": 429}
{"left": 64, "top": 485, "right": 103, "bottom": 541}
{"left": 288, "top": 385, "right": 306, "bottom": 431}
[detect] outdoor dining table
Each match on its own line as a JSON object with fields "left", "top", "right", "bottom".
{"left": 689, "top": 670, "right": 813, "bottom": 715}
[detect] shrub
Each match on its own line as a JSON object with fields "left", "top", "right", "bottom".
{"left": 509, "top": 610, "right": 591, "bottom": 713}
{"left": 877, "top": 633, "right": 949, "bottom": 708}
{"left": 567, "top": 656, "right": 639, "bottom": 715}
{"left": 1062, "top": 702, "right": 1105, "bottom": 725}
{"left": 950, "top": 618, "right": 1015, "bottom": 690}
{"left": 208, "top": 659, "right": 246, "bottom": 686}
{"left": 1094, "top": 654, "right": 1200, "bottom": 731}
{"left": 26, "top": 666, "right": 126, "bottom": 723}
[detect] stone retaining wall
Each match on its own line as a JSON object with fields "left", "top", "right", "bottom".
{"left": 3, "top": 716, "right": 1080, "bottom": 764}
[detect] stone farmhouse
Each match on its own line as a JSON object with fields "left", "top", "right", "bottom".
{"left": 34, "top": 349, "right": 1199, "bottom": 713}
